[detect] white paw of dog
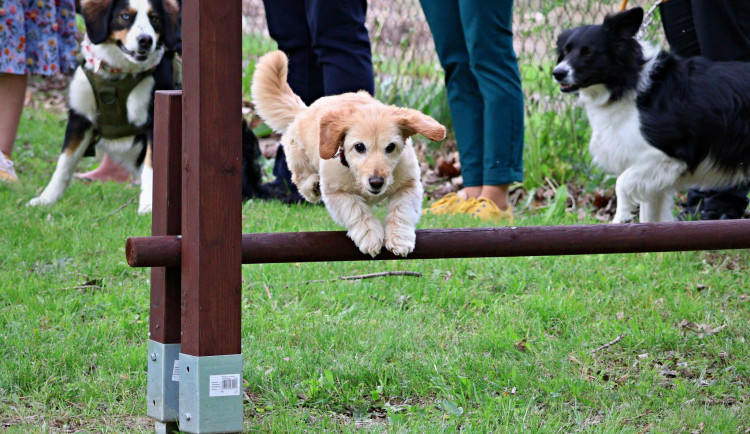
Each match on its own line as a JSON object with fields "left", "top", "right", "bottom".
{"left": 27, "top": 196, "right": 53, "bottom": 207}
{"left": 299, "top": 175, "right": 321, "bottom": 203}
{"left": 137, "top": 203, "right": 152, "bottom": 215}
{"left": 384, "top": 228, "right": 416, "bottom": 257}
{"left": 349, "top": 221, "right": 385, "bottom": 257}
{"left": 611, "top": 213, "right": 633, "bottom": 224}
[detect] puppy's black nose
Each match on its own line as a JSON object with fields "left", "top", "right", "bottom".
{"left": 368, "top": 176, "right": 385, "bottom": 190}
{"left": 137, "top": 35, "right": 153, "bottom": 50}
{"left": 552, "top": 67, "right": 568, "bottom": 81}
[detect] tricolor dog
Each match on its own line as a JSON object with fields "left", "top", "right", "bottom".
{"left": 554, "top": 8, "right": 750, "bottom": 223}
{"left": 28, "top": 0, "right": 180, "bottom": 214}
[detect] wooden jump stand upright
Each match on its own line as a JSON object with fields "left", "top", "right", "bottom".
{"left": 130, "top": 0, "right": 750, "bottom": 432}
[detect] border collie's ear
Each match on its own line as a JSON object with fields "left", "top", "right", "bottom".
{"left": 393, "top": 108, "right": 447, "bottom": 142}
{"left": 163, "top": 0, "right": 182, "bottom": 52}
{"left": 81, "top": 0, "right": 114, "bottom": 44}
{"left": 319, "top": 108, "right": 352, "bottom": 160}
{"left": 603, "top": 7, "right": 644, "bottom": 40}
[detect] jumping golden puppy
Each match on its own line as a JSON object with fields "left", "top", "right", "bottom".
{"left": 251, "top": 50, "right": 446, "bottom": 257}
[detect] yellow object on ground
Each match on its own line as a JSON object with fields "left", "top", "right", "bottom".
{"left": 423, "top": 192, "right": 475, "bottom": 215}
{"left": 464, "top": 198, "right": 514, "bottom": 223}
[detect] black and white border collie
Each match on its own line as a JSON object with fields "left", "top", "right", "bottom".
{"left": 554, "top": 7, "right": 750, "bottom": 223}
{"left": 28, "top": 0, "right": 180, "bottom": 214}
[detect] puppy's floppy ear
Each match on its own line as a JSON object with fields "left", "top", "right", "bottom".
{"left": 603, "top": 7, "right": 643, "bottom": 40}
{"left": 162, "top": 0, "right": 182, "bottom": 52}
{"left": 319, "top": 108, "right": 351, "bottom": 160}
{"left": 393, "top": 108, "right": 447, "bottom": 142}
{"left": 81, "top": 0, "right": 115, "bottom": 44}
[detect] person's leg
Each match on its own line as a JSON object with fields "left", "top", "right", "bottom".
{"left": 681, "top": 0, "right": 750, "bottom": 219}
{"left": 460, "top": 0, "right": 524, "bottom": 211}
{"left": 258, "top": 0, "right": 319, "bottom": 203}
{"left": 0, "top": 73, "right": 27, "bottom": 182}
{"left": 420, "top": 0, "right": 484, "bottom": 196}
{"left": 263, "top": 0, "right": 324, "bottom": 105}
{"left": 305, "top": 0, "right": 374, "bottom": 97}
{"left": 74, "top": 154, "right": 132, "bottom": 183}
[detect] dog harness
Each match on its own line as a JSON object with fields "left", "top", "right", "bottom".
{"left": 79, "top": 37, "right": 161, "bottom": 140}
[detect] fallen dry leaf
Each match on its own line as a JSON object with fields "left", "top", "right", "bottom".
{"left": 696, "top": 323, "right": 727, "bottom": 336}
{"left": 515, "top": 339, "right": 528, "bottom": 352}
{"left": 616, "top": 311, "right": 625, "bottom": 321}
{"left": 436, "top": 156, "right": 461, "bottom": 178}
{"left": 679, "top": 319, "right": 696, "bottom": 330}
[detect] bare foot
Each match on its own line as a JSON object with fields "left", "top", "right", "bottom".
{"left": 457, "top": 186, "right": 482, "bottom": 200}
{"left": 74, "top": 155, "right": 131, "bottom": 183}
{"left": 479, "top": 184, "right": 510, "bottom": 210}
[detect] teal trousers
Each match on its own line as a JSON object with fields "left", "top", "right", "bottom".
{"left": 420, "top": 0, "right": 524, "bottom": 187}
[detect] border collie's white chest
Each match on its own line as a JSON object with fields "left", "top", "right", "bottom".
{"left": 579, "top": 86, "right": 654, "bottom": 176}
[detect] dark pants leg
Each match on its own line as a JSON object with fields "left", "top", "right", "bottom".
{"left": 420, "top": 0, "right": 484, "bottom": 187}
{"left": 261, "top": 0, "right": 374, "bottom": 202}
{"left": 662, "top": 0, "right": 750, "bottom": 219}
{"left": 459, "top": 0, "right": 524, "bottom": 186}
{"left": 420, "top": 0, "right": 523, "bottom": 187}
{"left": 262, "top": 0, "right": 374, "bottom": 103}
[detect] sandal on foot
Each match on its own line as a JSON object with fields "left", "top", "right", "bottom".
{"left": 423, "top": 192, "right": 474, "bottom": 215}
{"left": 464, "top": 198, "right": 513, "bottom": 223}
{"left": 0, "top": 152, "right": 19, "bottom": 183}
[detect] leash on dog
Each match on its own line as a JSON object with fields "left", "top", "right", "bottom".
{"left": 620, "top": 0, "right": 667, "bottom": 40}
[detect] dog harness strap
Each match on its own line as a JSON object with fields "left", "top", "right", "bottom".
{"left": 81, "top": 64, "right": 151, "bottom": 139}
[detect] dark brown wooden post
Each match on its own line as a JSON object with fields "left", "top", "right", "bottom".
{"left": 146, "top": 91, "right": 182, "bottom": 432}
{"left": 178, "top": 0, "right": 244, "bottom": 432}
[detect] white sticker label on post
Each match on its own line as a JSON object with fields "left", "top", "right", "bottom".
{"left": 209, "top": 374, "right": 241, "bottom": 397}
{"left": 171, "top": 360, "right": 180, "bottom": 382}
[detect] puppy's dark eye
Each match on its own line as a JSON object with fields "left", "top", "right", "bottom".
{"left": 564, "top": 43, "right": 572, "bottom": 55}
{"left": 121, "top": 13, "right": 132, "bottom": 20}
{"left": 354, "top": 143, "right": 366, "bottom": 154}
{"left": 385, "top": 143, "right": 396, "bottom": 153}
{"left": 149, "top": 13, "right": 160, "bottom": 24}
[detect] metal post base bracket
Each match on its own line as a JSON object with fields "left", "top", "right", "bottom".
{"left": 154, "top": 421, "right": 179, "bottom": 434}
{"left": 147, "top": 341, "right": 181, "bottom": 422}
{"left": 179, "top": 353, "right": 244, "bottom": 433}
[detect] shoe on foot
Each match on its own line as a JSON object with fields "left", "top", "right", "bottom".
{"left": 464, "top": 198, "right": 513, "bottom": 223}
{"left": 423, "top": 192, "right": 475, "bottom": 215}
{"left": 0, "top": 152, "right": 19, "bottom": 183}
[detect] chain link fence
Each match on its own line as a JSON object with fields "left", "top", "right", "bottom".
{"left": 241, "top": 0, "right": 666, "bottom": 187}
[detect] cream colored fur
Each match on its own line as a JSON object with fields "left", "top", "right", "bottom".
{"left": 251, "top": 50, "right": 447, "bottom": 257}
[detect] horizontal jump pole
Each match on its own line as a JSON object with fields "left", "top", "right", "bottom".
{"left": 126, "top": 219, "right": 750, "bottom": 268}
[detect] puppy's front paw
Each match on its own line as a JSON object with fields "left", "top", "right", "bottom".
{"left": 27, "top": 196, "right": 53, "bottom": 207}
{"left": 349, "top": 220, "right": 384, "bottom": 257}
{"left": 385, "top": 226, "right": 416, "bottom": 257}
{"left": 299, "top": 175, "right": 321, "bottom": 203}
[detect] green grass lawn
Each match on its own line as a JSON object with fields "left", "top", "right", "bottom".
{"left": 1, "top": 108, "right": 749, "bottom": 433}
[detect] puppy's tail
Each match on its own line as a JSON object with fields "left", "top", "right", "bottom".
{"left": 251, "top": 50, "right": 306, "bottom": 134}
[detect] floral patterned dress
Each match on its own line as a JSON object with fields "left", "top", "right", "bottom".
{"left": 0, "top": 0, "right": 78, "bottom": 75}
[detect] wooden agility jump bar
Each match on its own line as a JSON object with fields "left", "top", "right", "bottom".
{"left": 127, "top": 219, "right": 750, "bottom": 268}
